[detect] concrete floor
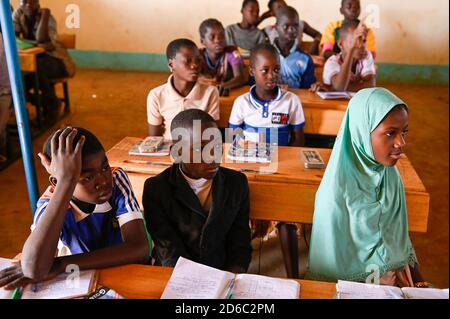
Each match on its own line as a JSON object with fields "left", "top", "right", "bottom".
{"left": 0, "top": 70, "right": 447, "bottom": 288}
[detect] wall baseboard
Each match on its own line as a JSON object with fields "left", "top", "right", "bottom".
{"left": 68, "top": 50, "right": 449, "bottom": 85}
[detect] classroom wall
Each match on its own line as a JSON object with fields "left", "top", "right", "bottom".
{"left": 10, "top": 0, "right": 450, "bottom": 82}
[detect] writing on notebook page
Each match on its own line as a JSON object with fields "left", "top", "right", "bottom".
{"left": 163, "top": 275, "right": 230, "bottom": 299}
{"left": 337, "top": 280, "right": 449, "bottom": 299}
{"left": 0, "top": 257, "right": 96, "bottom": 299}
{"left": 161, "top": 257, "right": 300, "bottom": 299}
{"left": 232, "top": 274, "right": 300, "bottom": 299}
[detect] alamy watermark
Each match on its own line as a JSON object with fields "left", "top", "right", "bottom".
{"left": 170, "top": 121, "right": 279, "bottom": 173}
{"left": 65, "top": 4, "right": 80, "bottom": 29}
{"left": 65, "top": 263, "right": 80, "bottom": 288}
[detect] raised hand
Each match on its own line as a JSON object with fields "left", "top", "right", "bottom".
{"left": 349, "top": 23, "right": 368, "bottom": 51}
{"left": 38, "top": 127, "right": 85, "bottom": 185}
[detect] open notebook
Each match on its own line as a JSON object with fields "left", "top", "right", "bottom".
{"left": 0, "top": 257, "right": 97, "bottom": 299}
{"left": 316, "top": 91, "right": 355, "bottom": 100}
{"left": 161, "top": 257, "right": 300, "bottom": 299}
{"left": 336, "top": 280, "right": 449, "bottom": 299}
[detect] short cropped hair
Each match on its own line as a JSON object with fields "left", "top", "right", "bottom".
{"left": 250, "top": 43, "right": 279, "bottom": 68}
{"left": 166, "top": 38, "right": 198, "bottom": 60}
{"left": 170, "top": 109, "right": 217, "bottom": 140}
{"left": 199, "top": 19, "right": 224, "bottom": 40}
{"left": 275, "top": 5, "right": 298, "bottom": 21}
{"left": 43, "top": 127, "right": 104, "bottom": 161}
{"left": 242, "top": 0, "right": 258, "bottom": 9}
{"left": 268, "top": 0, "right": 280, "bottom": 10}
{"left": 341, "top": 0, "right": 359, "bottom": 7}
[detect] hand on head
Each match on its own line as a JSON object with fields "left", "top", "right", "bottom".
{"left": 38, "top": 127, "right": 85, "bottom": 185}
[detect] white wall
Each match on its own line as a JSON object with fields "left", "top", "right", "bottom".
{"left": 10, "top": 0, "right": 449, "bottom": 64}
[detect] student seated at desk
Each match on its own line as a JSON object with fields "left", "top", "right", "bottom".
{"left": 225, "top": 0, "right": 267, "bottom": 57}
{"left": 0, "top": 127, "right": 149, "bottom": 290}
{"left": 228, "top": 43, "right": 305, "bottom": 278}
{"left": 143, "top": 109, "right": 252, "bottom": 273}
{"left": 319, "top": 20, "right": 376, "bottom": 92}
{"left": 13, "top": 0, "right": 76, "bottom": 124}
{"left": 258, "top": 0, "right": 322, "bottom": 55}
{"left": 147, "top": 38, "right": 220, "bottom": 141}
{"left": 306, "top": 88, "right": 428, "bottom": 288}
{"left": 198, "top": 18, "right": 247, "bottom": 96}
{"left": 320, "top": 0, "right": 376, "bottom": 60}
{"left": 0, "top": 27, "right": 12, "bottom": 163}
{"left": 272, "top": 6, "right": 316, "bottom": 89}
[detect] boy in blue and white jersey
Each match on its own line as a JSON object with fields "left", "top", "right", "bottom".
{"left": 229, "top": 43, "right": 305, "bottom": 146}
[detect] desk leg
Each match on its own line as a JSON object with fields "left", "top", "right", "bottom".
{"left": 32, "top": 72, "right": 43, "bottom": 129}
{"left": 277, "top": 222, "right": 299, "bottom": 279}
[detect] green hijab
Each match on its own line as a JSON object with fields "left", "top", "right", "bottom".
{"left": 305, "top": 88, "right": 417, "bottom": 282}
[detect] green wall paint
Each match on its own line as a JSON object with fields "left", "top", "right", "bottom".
{"left": 69, "top": 50, "right": 169, "bottom": 72}
{"left": 377, "top": 63, "right": 448, "bottom": 84}
{"left": 68, "top": 50, "right": 449, "bottom": 84}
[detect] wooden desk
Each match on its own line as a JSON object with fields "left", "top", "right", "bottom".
{"left": 219, "top": 86, "right": 349, "bottom": 136}
{"left": 18, "top": 47, "right": 45, "bottom": 72}
{"left": 98, "top": 264, "right": 337, "bottom": 299}
{"left": 107, "top": 137, "right": 430, "bottom": 232}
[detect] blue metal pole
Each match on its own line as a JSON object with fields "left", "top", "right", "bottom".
{"left": 0, "top": 0, "right": 39, "bottom": 215}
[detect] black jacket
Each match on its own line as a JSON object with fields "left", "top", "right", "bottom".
{"left": 142, "top": 164, "right": 252, "bottom": 272}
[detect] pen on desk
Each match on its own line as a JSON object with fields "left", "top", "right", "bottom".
{"left": 239, "top": 168, "right": 277, "bottom": 174}
{"left": 11, "top": 286, "right": 22, "bottom": 299}
{"left": 239, "top": 168, "right": 259, "bottom": 174}
{"left": 225, "top": 278, "right": 235, "bottom": 299}
{"left": 124, "top": 159, "right": 171, "bottom": 167}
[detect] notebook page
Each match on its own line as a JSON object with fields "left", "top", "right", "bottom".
{"left": 337, "top": 280, "right": 404, "bottom": 299}
{"left": 0, "top": 257, "right": 15, "bottom": 299}
{"left": 316, "top": 91, "right": 351, "bottom": 100}
{"left": 21, "top": 270, "right": 96, "bottom": 299}
{"left": 233, "top": 274, "right": 300, "bottom": 299}
{"left": 161, "top": 257, "right": 235, "bottom": 299}
{"left": 401, "top": 287, "right": 449, "bottom": 299}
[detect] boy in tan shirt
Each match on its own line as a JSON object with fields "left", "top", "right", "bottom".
{"left": 147, "top": 39, "right": 220, "bottom": 140}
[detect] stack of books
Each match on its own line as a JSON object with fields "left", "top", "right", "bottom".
{"left": 226, "top": 137, "right": 273, "bottom": 163}
{"left": 128, "top": 136, "right": 171, "bottom": 156}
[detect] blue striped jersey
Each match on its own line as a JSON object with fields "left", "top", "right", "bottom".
{"left": 32, "top": 168, "right": 143, "bottom": 256}
{"left": 228, "top": 86, "right": 305, "bottom": 146}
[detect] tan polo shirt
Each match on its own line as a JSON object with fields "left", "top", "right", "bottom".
{"left": 147, "top": 75, "right": 220, "bottom": 140}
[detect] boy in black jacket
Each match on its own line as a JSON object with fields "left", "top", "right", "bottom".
{"left": 143, "top": 109, "right": 252, "bottom": 273}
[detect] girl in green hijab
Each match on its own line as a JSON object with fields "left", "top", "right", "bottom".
{"left": 305, "top": 87, "right": 427, "bottom": 287}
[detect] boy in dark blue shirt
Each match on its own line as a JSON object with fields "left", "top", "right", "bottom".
{"left": 273, "top": 6, "right": 316, "bottom": 89}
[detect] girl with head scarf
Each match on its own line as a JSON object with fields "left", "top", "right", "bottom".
{"left": 305, "top": 87, "right": 428, "bottom": 288}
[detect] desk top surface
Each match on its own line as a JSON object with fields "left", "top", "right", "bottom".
{"left": 18, "top": 47, "right": 45, "bottom": 55}
{"left": 107, "top": 137, "right": 427, "bottom": 193}
{"left": 97, "top": 264, "right": 337, "bottom": 299}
